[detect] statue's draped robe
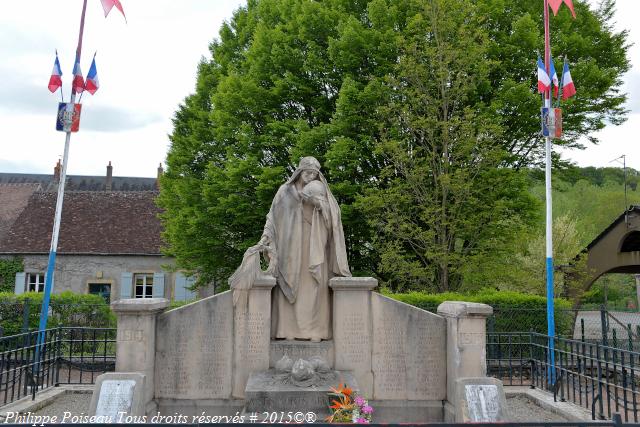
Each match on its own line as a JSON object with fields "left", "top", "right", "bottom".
{"left": 262, "top": 172, "right": 350, "bottom": 340}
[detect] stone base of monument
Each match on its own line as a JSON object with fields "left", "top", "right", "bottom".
{"left": 269, "top": 340, "right": 334, "bottom": 368}
{"left": 244, "top": 370, "right": 358, "bottom": 419}
{"left": 155, "top": 398, "right": 245, "bottom": 417}
{"left": 370, "top": 400, "right": 444, "bottom": 423}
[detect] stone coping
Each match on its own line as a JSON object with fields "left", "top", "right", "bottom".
{"left": 254, "top": 275, "right": 277, "bottom": 288}
{"left": 329, "top": 276, "right": 378, "bottom": 290}
{"left": 437, "top": 301, "right": 493, "bottom": 317}
{"left": 111, "top": 298, "right": 170, "bottom": 313}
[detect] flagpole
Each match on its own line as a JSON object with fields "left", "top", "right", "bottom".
{"left": 35, "top": 0, "right": 89, "bottom": 375}
{"left": 543, "top": 0, "right": 557, "bottom": 385}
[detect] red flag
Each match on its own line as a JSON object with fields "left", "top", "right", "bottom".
{"left": 100, "top": 0, "right": 126, "bottom": 20}
{"left": 549, "top": 0, "right": 576, "bottom": 19}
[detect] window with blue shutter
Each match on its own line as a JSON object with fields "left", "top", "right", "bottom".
{"left": 14, "top": 272, "right": 26, "bottom": 295}
{"left": 120, "top": 272, "right": 133, "bottom": 299}
{"left": 152, "top": 273, "right": 165, "bottom": 298}
{"left": 174, "top": 273, "right": 197, "bottom": 301}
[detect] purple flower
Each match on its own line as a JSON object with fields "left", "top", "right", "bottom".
{"left": 362, "top": 405, "right": 373, "bottom": 414}
{"left": 355, "top": 396, "right": 366, "bottom": 406}
{"left": 356, "top": 417, "right": 369, "bottom": 424}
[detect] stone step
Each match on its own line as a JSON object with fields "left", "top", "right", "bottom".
{"left": 269, "top": 339, "right": 334, "bottom": 368}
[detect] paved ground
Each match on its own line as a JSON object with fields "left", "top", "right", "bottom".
{"left": 23, "top": 392, "right": 570, "bottom": 423}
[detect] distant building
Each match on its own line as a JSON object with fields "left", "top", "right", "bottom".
{"left": 0, "top": 162, "right": 196, "bottom": 303}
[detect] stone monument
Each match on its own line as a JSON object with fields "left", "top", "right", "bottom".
{"left": 108, "top": 157, "right": 495, "bottom": 422}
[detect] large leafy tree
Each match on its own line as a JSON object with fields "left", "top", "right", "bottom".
{"left": 159, "top": 0, "right": 629, "bottom": 289}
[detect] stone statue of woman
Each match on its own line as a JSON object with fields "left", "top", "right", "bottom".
{"left": 258, "top": 156, "right": 351, "bottom": 341}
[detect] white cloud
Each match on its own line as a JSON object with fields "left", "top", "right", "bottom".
{"left": 0, "top": 0, "right": 639, "bottom": 175}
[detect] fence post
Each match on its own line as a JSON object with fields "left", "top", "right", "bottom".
{"left": 601, "top": 305, "right": 609, "bottom": 347}
{"left": 54, "top": 327, "right": 62, "bottom": 386}
{"left": 595, "top": 343, "right": 605, "bottom": 420}
{"left": 22, "top": 299, "right": 30, "bottom": 333}
{"left": 529, "top": 330, "right": 535, "bottom": 389}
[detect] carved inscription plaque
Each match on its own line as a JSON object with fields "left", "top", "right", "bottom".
{"left": 371, "top": 293, "right": 446, "bottom": 401}
{"left": 155, "top": 292, "right": 233, "bottom": 399}
{"left": 95, "top": 380, "right": 135, "bottom": 418}
{"left": 465, "top": 384, "right": 500, "bottom": 422}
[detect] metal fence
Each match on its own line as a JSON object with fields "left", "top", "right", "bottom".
{"left": 488, "top": 331, "right": 640, "bottom": 422}
{"left": 0, "top": 327, "right": 115, "bottom": 406}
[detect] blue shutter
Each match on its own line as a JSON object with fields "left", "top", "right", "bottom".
{"left": 14, "top": 272, "right": 26, "bottom": 295}
{"left": 185, "top": 276, "right": 197, "bottom": 300}
{"left": 120, "top": 272, "right": 133, "bottom": 299}
{"left": 152, "top": 273, "right": 165, "bottom": 298}
{"left": 174, "top": 273, "right": 186, "bottom": 301}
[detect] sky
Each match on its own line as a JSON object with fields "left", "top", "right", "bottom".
{"left": 0, "top": 0, "right": 639, "bottom": 178}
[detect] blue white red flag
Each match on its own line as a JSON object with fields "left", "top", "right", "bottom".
{"left": 48, "top": 51, "right": 63, "bottom": 93}
{"left": 561, "top": 61, "right": 576, "bottom": 100}
{"left": 72, "top": 60, "right": 85, "bottom": 94}
{"left": 85, "top": 55, "right": 99, "bottom": 95}
{"left": 550, "top": 57, "right": 559, "bottom": 97}
{"left": 537, "top": 56, "right": 551, "bottom": 93}
{"left": 100, "top": 0, "right": 126, "bottom": 21}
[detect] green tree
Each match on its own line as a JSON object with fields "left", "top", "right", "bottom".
{"left": 159, "top": 0, "right": 629, "bottom": 289}
{"left": 356, "top": 0, "right": 538, "bottom": 292}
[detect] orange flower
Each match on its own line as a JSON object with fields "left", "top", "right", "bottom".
{"left": 330, "top": 383, "right": 353, "bottom": 397}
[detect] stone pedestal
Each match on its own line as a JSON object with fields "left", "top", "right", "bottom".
{"left": 437, "top": 301, "right": 493, "bottom": 421}
{"left": 244, "top": 370, "right": 359, "bottom": 418}
{"left": 330, "top": 277, "right": 377, "bottom": 397}
{"left": 270, "top": 340, "right": 334, "bottom": 368}
{"left": 112, "top": 298, "right": 169, "bottom": 412}
{"left": 233, "top": 275, "right": 276, "bottom": 398}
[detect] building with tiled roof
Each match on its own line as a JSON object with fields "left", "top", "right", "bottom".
{"left": 0, "top": 162, "right": 196, "bottom": 303}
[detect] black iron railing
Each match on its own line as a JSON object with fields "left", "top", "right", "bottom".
{"left": 488, "top": 331, "right": 640, "bottom": 422}
{"left": 0, "top": 327, "right": 115, "bottom": 407}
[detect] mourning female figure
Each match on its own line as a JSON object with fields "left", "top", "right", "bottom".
{"left": 258, "top": 156, "right": 351, "bottom": 341}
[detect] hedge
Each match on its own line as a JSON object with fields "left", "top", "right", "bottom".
{"left": 0, "top": 291, "right": 116, "bottom": 336}
{"left": 384, "top": 289, "right": 574, "bottom": 336}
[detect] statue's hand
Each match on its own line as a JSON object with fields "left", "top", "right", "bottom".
{"left": 264, "top": 246, "right": 278, "bottom": 276}
{"left": 258, "top": 235, "right": 270, "bottom": 246}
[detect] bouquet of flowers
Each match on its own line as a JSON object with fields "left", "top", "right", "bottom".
{"left": 326, "top": 383, "right": 373, "bottom": 424}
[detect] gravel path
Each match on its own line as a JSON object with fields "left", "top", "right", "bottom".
{"left": 506, "top": 395, "right": 568, "bottom": 422}
{"left": 32, "top": 392, "right": 91, "bottom": 420}
{"left": 27, "top": 392, "right": 569, "bottom": 423}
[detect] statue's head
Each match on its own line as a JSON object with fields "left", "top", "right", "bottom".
{"left": 298, "top": 156, "right": 321, "bottom": 171}
{"left": 302, "top": 180, "right": 327, "bottom": 208}
{"left": 296, "top": 156, "right": 321, "bottom": 185}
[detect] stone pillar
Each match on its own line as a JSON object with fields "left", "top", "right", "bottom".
{"left": 112, "top": 298, "right": 169, "bottom": 411}
{"left": 232, "top": 275, "right": 276, "bottom": 398}
{"left": 437, "top": 300, "right": 493, "bottom": 419}
{"left": 635, "top": 274, "right": 640, "bottom": 310}
{"left": 330, "top": 277, "right": 377, "bottom": 397}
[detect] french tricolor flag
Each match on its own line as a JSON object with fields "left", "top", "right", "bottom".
{"left": 72, "top": 60, "right": 85, "bottom": 94}
{"left": 48, "top": 51, "right": 63, "bottom": 93}
{"left": 561, "top": 61, "right": 576, "bottom": 100}
{"left": 550, "top": 57, "right": 559, "bottom": 97}
{"left": 537, "top": 56, "right": 551, "bottom": 93}
{"left": 85, "top": 55, "right": 99, "bottom": 95}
